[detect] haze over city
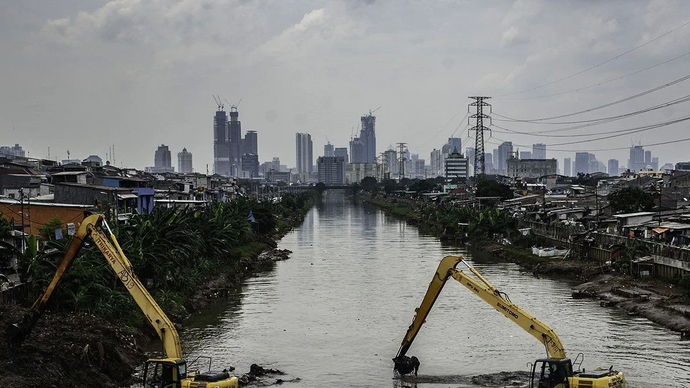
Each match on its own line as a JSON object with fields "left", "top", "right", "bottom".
{"left": 2, "top": 0, "right": 690, "bottom": 172}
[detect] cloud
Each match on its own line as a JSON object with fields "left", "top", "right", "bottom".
{"left": 501, "top": 26, "right": 529, "bottom": 47}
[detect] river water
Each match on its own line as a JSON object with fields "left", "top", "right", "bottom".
{"left": 180, "top": 191, "right": 690, "bottom": 387}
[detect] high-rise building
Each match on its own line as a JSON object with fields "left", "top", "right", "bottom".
{"left": 213, "top": 109, "right": 230, "bottom": 175}
{"left": 383, "top": 148, "right": 398, "bottom": 179}
{"left": 241, "top": 154, "right": 259, "bottom": 177}
{"left": 532, "top": 143, "right": 546, "bottom": 159}
{"left": 644, "top": 150, "right": 652, "bottom": 166}
{"left": 349, "top": 138, "right": 364, "bottom": 164}
{"left": 334, "top": 147, "right": 348, "bottom": 163}
{"left": 324, "top": 142, "right": 334, "bottom": 157}
{"left": 430, "top": 148, "right": 443, "bottom": 177}
{"left": 295, "top": 133, "right": 313, "bottom": 182}
{"left": 484, "top": 153, "right": 494, "bottom": 173}
{"left": 155, "top": 144, "right": 172, "bottom": 169}
{"left": 507, "top": 158, "right": 557, "bottom": 178}
{"left": 228, "top": 107, "right": 242, "bottom": 176}
{"left": 317, "top": 156, "right": 345, "bottom": 185}
{"left": 575, "top": 152, "right": 593, "bottom": 175}
{"left": 607, "top": 159, "right": 619, "bottom": 177}
{"left": 652, "top": 157, "right": 659, "bottom": 171}
{"left": 243, "top": 130, "right": 258, "bottom": 156}
{"left": 444, "top": 150, "right": 469, "bottom": 181}
{"left": 520, "top": 151, "right": 532, "bottom": 159}
{"left": 442, "top": 138, "right": 462, "bottom": 155}
{"left": 360, "top": 113, "right": 377, "bottom": 164}
{"left": 497, "top": 142, "right": 513, "bottom": 173}
{"left": 178, "top": 148, "right": 193, "bottom": 173}
{"left": 628, "top": 145, "right": 645, "bottom": 172}
{"left": 0, "top": 144, "right": 26, "bottom": 158}
{"left": 564, "top": 158, "right": 571, "bottom": 176}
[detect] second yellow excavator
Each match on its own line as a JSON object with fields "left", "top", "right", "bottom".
{"left": 393, "top": 256, "right": 626, "bottom": 388}
{"left": 7, "top": 214, "right": 239, "bottom": 388}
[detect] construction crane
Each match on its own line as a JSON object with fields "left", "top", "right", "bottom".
{"left": 224, "top": 98, "right": 242, "bottom": 111}
{"left": 213, "top": 95, "right": 224, "bottom": 111}
{"left": 368, "top": 106, "right": 381, "bottom": 116}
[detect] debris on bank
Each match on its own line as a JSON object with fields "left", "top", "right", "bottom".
{"left": 397, "top": 370, "right": 530, "bottom": 387}
{"left": 0, "top": 305, "right": 146, "bottom": 388}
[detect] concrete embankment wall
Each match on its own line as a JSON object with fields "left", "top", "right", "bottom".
{"left": 523, "top": 221, "right": 690, "bottom": 279}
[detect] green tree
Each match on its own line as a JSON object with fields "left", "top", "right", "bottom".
{"left": 607, "top": 187, "right": 654, "bottom": 214}
{"left": 475, "top": 180, "right": 513, "bottom": 200}
{"left": 611, "top": 240, "right": 649, "bottom": 275}
{"left": 360, "top": 177, "right": 378, "bottom": 192}
{"left": 39, "top": 217, "right": 64, "bottom": 240}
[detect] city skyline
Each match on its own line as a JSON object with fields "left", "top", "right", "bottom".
{"left": 3, "top": 2, "right": 690, "bottom": 171}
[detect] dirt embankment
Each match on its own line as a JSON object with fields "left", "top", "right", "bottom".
{"left": 0, "top": 248, "right": 295, "bottom": 388}
{"left": 0, "top": 306, "right": 147, "bottom": 388}
{"left": 486, "top": 244, "right": 690, "bottom": 336}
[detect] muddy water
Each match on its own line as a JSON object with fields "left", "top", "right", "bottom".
{"left": 181, "top": 191, "right": 690, "bottom": 387}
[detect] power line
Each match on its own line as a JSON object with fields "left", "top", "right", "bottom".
{"left": 485, "top": 134, "right": 690, "bottom": 153}
{"left": 496, "top": 49, "right": 690, "bottom": 101}
{"left": 497, "top": 73, "right": 690, "bottom": 122}
{"left": 493, "top": 114, "right": 690, "bottom": 147}
{"left": 492, "top": 94, "right": 690, "bottom": 136}
{"left": 494, "top": 93, "right": 690, "bottom": 127}
{"left": 495, "top": 20, "right": 690, "bottom": 98}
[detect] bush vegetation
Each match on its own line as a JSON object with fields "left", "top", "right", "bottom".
{"left": 17, "top": 193, "right": 314, "bottom": 326}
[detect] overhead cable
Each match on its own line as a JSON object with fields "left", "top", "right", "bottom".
{"left": 494, "top": 20, "right": 690, "bottom": 98}
{"left": 496, "top": 73, "right": 690, "bottom": 122}
{"left": 496, "top": 49, "right": 690, "bottom": 101}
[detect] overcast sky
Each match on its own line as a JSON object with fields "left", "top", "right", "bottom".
{"left": 2, "top": 0, "right": 690, "bottom": 172}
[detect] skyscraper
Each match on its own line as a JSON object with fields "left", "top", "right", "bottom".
{"left": 178, "top": 148, "right": 193, "bottom": 173}
{"left": 644, "top": 150, "right": 652, "bottom": 166}
{"left": 564, "top": 158, "right": 571, "bottom": 176}
{"left": 296, "top": 133, "right": 313, "bottom": 182}
{"left": 442, "top": 138, "right": 462, "bottom": 155}
{"left": 607, "top": 159, "right": 619, "bottom": 177}
{"left": 228, "top": 107, "right": 242, "bottom": 176}
{"left": 628, "top": 145, "right": 645, "bottom": 172}
{"left": 334, "top": 147, "right": 348, "bottom": 163}
{"left": 155, "top": 144, "right": 172, "bottom": 169}
{"left": 532, "top": 143, "right": 546, "bottom": 159}
{"left": 520, "top": 151, "right": 532, "bottom": 159}
{"left": 317, "top": 156, "right": 345, "bottom": 185}
{"left": 243, "top": 130, "right": 258, "bottom": 156}
{"left": 213, "top": 109, "right": 230, "bottom": 175}
{"left": 360, "top": 113, "right": 377, "bottom": 163}
{"left": 575, "top": 152, "right": 591, "bottom": 175}
{"left": 497, "top": 142, "right": 513, "bottom": 173}
{"left": 324, "top": 142, "right": 334, "bottom": 157}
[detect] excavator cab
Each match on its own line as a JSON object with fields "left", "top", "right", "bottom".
{"left": 143, "top": 358, "right": 186, "bottom": 388}
{"left": 529, "top": 358, "right": 572, "bottom": 388}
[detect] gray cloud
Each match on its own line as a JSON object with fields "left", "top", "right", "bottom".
{"left": 2, "top": 0, "right": 690, "bottom": 170}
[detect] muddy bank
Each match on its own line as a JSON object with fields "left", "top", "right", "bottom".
{"left": 484, "top": 243, "right": 690, "bottom": 336}
{"left": 188, "top": 247, "right": 293, "bottom": 310}
{"left": 397, "top": 370, "right": 531, "bottom": 387}
{"left": 0, "top": 305, "right": 147, "bottom": 388}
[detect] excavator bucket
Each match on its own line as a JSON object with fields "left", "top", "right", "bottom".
{"left": 393, "top": 355, "right": 419, "bottom": 376}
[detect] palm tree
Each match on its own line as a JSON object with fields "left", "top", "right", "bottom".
{"left": 611, "top": 240, "right": 649, "bottom": 276}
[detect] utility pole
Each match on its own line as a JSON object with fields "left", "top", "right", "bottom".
{"left": 19, "top": 188, "right": 25, "bottom": 252}
{"left": 469, "top": 96, "right": 491, "bottom": 178}
{"left": 397, "top": 142, "right": 407, "bottom": 181}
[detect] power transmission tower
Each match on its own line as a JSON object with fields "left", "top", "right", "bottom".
{"left": 468, "top": 96, "right": 492, "bottom": 177}
{"left": 397, "top": 142, "right": 407, "bottom": 181}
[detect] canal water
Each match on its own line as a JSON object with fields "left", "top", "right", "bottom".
{"left": 181, "top": 191, "right": 690, "bottom": 387}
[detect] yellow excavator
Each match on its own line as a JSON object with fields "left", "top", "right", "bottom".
{"left": 393, "top": 256, "right": 626, "bottom": 388}
{"left": 6, "top": 214, "right": 239, "bottom": 388}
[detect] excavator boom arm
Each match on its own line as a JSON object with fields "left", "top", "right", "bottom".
{"left": 8, "top": 215, "right": 182, "bottom": 359}
{"left": 395, "top": 256, "right": 566, "bottom": 361}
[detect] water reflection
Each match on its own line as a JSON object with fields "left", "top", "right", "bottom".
{"left": 181, "top": 191, "right": 690, "bottom": 388}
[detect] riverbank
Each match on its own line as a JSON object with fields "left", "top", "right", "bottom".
{"left": 363, "top": 194, "right": 690, "bottom": 337}
{"left": 0, "top": 194, "right": 316, "bottom": 388}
